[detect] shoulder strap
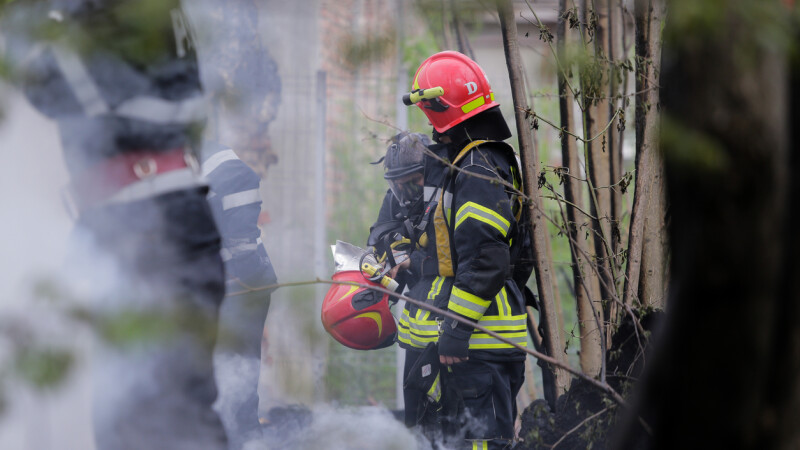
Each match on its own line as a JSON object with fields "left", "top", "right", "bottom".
{"left": 432, "top": 139, "right": 489, "bottom": 277}
{"left": 451, "top": 139, "right": 487, "bottom": 166}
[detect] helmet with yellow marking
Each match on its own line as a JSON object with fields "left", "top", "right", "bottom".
{"left": 404, "top": 51, "right": 498, "bottom": 133}
{"left": 321, "top": 270, "right": 397, "bottom": 350}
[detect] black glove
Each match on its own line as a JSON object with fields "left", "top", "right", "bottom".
{"left": 437, "top": 317, "right": 472, "bottom": 359}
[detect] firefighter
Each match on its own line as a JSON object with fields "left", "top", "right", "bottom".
{"left": 201, "top": 141, "right": 277, "bottom": 449}
{"left": 3, "top": 1, "right": 228, "bottom": 448}
{"left": 388, "top": 51, "right": 529, "bottom": 449}
{"left": 187, "top": 1, "right": 281, "bottom": 446}
{"left": 367, "top": 132, "right": 432, "bottom": 290}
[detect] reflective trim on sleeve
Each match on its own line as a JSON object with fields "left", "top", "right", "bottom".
{"left": 448, "top": 286, "right": 491, "bottom": 321}
{"left": 52, "top": 45, "right": 205, "bottom": 125}
{"left": 201, "top": 149, "right": 238, "bottom": 176}
{"left": 398, "top": 309, "right": 440, "bottom": 348}
{"left": 115, "top": 95, "right": 206, "bottom": 125}
{"left": 52, "top": 47, "right": 109, "bottom": 116}
{"left": 454, "top": 201, "right": 510, "bottom": 237}
{"left": 222, "top": 188, "right": 261, "bottom": 210}
{"left": 221, "top": 238, "right": 263, "bottom": 262}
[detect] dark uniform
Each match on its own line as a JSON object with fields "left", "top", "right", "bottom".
{"left": 202, "top": 142, "right": 277, "bottom": 449}
{"left": 3, "top": 1, "right": 229, "bottom": 448}
{"left": 371, "top": 124, "right": 528, "bottom": 449}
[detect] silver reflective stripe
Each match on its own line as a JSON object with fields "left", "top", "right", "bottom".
{"left": 427, "top": 276, "right": 445, "bottom": 300}
{"left": 450, "top": 295, "right": 487, "bottom": 317}
{"left": 51, "top": 46, "right": 204, "bottom": 124}
{"left": 115, "top": 95, "right": 206, "bottom": 125}
{"left": 408, "top": 322, "right": 439, "bottom": 333}
{"left": 442, "top": 191, "right": 453, "bottom": 209}
{"left": 201, "top": 149, "right": 238, "bottom": 176}
{"left": 221, "top": 238, "right": 263, "bottom": 262}
{"left": 469, "top": 333, "right": 528, "bottom": 347}
{"left": 222, "top": 189, "right": 261, "bottom": 210}
{"left": 477, "top": 317, "right": 528, "bottom": 329}
{"left": 496, "top": 288, "right": 509, "bottom": 317}
{"left": 455, "top": 203, "right": 510, "bottom": 236}
{"left": 52, "top": 47, "right": 109, "bottom": 116}
{"left": 424, "top": 186, "right": 438, "bottom": 202}
{"left": 224, "top": 241, "right": 258, "bottom": 254}
{"left": 105, "top": 168, "right": 204, "bottom": 205}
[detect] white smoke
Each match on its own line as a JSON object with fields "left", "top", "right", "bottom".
{"left": 0, "top": 86, "right": 97, "bottom": 449}
{"left": 270, "top": 406, "right": 425, "bottom": 450}
{"left": 0, "top": 2, "right": 427, "bottom": 448}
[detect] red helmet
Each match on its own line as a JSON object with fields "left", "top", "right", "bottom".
{"left": 321, "top": 271, "right": 397, "bottom": 350}
{"left": 405, "top": 51, "right": 498, "bottom": 133}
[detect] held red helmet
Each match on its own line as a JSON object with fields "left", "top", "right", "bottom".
{"left": 321, "top": 270, "right": 397, "bottom": 350}
{"left": 404, "top": 51, "right": 498, "bottom": 133}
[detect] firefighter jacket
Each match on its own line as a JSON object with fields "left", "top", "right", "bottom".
{"left": 394, "top": 140, "right": 528, "bottom": 361}
{"left": 202, "top": 143, "right": 278, "bottom": 292}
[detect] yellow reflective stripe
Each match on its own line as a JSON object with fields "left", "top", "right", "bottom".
{"left": 479, "top": 313, "right": 528, "bottom": 329}
{"left": 461, "top": 95, "right": 486, "bottom": 114}
{"left": 471, "top": 440, "right": 488, "bottom": 450}
{"left": 400, "top": 308, "right": 439, "bottom": 350}
{"left": 397, "top": 322, "right": 438, "bottom": 347}
{"left": 496, "top": 287, "right": 509, "bottom": 317}
{"left": 427, "top": 373, "right": 442, "bottom": 402}
{"left": 427, "top": 276, "right": 445, "bottom": 300}
{"left": 469, "top": 331, "right": 529, "bottom": 349}
{"left": 455, "top": 202, "right": 510, "bottom": 237}
{"left": 448, "top": 286, "right": 491, "bottom": 320}
{"left": 401, "top": 314, "right": 439, "bottom": 333}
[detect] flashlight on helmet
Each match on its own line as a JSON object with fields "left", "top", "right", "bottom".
{"left": 402, "top": 86, "right": 445, "bottom": 105}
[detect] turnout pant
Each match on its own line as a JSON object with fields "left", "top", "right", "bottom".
{"left": 214, "top": 288, "right": 271, "bottom": 449}
{"left": 77, "top": 188, "right": 228, "bottom": 450}
{"left": 404, "top": 348, "right": 525, "bottom": 450}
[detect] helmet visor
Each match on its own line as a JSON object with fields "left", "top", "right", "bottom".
{"left": 388, "top": 172, "right": 424, "bottom": 206}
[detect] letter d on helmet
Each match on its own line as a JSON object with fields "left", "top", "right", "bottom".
{"left": 407, "top": 51, "right": 498, "bottom": 133}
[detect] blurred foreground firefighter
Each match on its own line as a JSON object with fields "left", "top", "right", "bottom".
{"left": 186, "top": 1, "right": 281, "bottom": 447}
{"left": 201, "top": 141, "right": 277, "bottom": 448}
{"left": 2, "top": 1, "right": 229, "bottom": 448}
{"left": 377, "top": 51, "right": 531, "bottom": 449}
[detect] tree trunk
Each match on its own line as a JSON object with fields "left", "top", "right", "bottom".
{"left": 622, "top": 0, "right": 665, "bottom": 308}
{"left": 580, "top": 0, "right": 616, "bottom": 343}
{"left": 557, "top": 0, "right": 604, "bottom": 378}
{"left": 607, "top": 0, "right": 625, "bottom": 277}
{"left": 615, "top": 0, "right": 798, "bottom": 447}
{"left": 498, "top": 0, "right": 571, "bottom": 409}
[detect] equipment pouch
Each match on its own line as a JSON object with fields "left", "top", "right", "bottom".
{"left": 404, "top": 342, "right": 443, "bottom": 404}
